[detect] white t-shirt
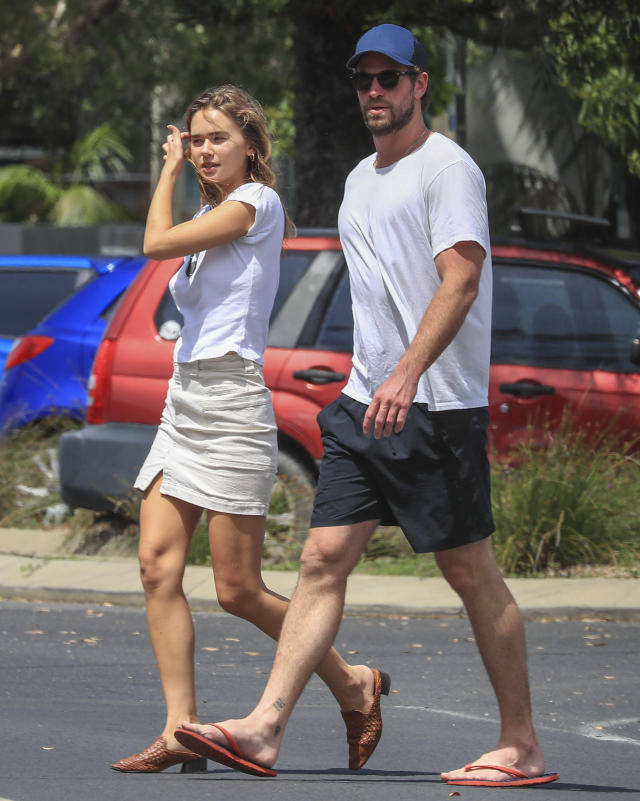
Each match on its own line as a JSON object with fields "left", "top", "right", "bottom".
{"left": 338, "top": 132, "right": 492, "bottom": 410}
{"left": 170, "top": 182, "right": 284, "bottom": 365}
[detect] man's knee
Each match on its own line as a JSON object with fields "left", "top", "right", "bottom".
{"left": 299, "top": 539, "right": 345, "bottom": 583}
{"left": 436, "top": 536, "right": 500, "bottom": 596}
{"left": 297, "top": 520, "right": 375, "bottom": 588}
{"left": 298, "top": 533, "right": 351, "bottom": 585}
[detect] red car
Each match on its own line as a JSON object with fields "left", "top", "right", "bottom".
{"left": 59, "top": 231, "right": 640, "bottom": 526}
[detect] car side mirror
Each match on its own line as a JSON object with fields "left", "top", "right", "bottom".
{"left": 631, "top": 327, "right": 640, "bottom": 366}
{"left": 158, "top": 319, "right": 182, "bottom": 341}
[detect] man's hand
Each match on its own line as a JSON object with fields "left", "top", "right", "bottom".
{"left": 363, "top": 365, "right": 418, "bottom": 438}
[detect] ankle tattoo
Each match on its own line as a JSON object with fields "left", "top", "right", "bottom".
{"left": 273, "top": 697, "right": 286, "bottom": 712}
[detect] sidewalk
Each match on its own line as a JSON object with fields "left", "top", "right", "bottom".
{"left": 0, "top": 527, "right": 638, "bottom": 619}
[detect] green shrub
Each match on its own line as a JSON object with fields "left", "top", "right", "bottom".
{"left": 0, "top": 165, "right": 61, "bottom": 222}
{"left": 491, "top": 422, "right": 640, "bottom": 574}
{"left": 357, "top": 526, "right": 440, "bottom": 576}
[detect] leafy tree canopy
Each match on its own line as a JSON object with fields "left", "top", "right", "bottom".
{"left": 539, "top": 0, "right": 640, "bottom": 177}
{"left": 0, "top": 1, "right": 290, "bottom": 153}
{"left": 2, "top": 1, "right": 639, "bottom": 225}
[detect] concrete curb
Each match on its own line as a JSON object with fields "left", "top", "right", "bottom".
{"left": 0, "top": 550, "right": 639, "bottom": 621}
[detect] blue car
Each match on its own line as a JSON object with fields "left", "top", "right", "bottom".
{"left": 0, "top": 254, "right": 146, "bottom": 431}
{"left": 0, "top": 256, "right": 99, "bottom": 374}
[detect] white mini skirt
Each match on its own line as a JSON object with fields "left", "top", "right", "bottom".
{"left": 134, "top": 353, "right": 278, "bottom": 515}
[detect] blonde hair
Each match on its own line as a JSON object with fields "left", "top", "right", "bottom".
{"left": 184, "top": 85, "right": 293, "bottom": 236}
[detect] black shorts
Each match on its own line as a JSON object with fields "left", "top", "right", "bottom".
{"left": 310, "top": 394, "right": 495, "bottom": 553}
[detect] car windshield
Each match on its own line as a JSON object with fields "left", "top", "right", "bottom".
{"left": 0, "top": 268, "right": 90, "bottom": 337}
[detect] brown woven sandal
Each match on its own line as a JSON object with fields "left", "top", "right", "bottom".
{"left": 341, "top": 667, "right": 391, "bottom": 770}
{"left": 110, "top": 735, "right": 207, "bottom": 773}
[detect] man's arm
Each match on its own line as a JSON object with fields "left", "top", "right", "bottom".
{"left": 363, "top": 240, "right": 485, "bottom": 438}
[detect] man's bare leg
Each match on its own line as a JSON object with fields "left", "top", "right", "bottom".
{"left": 179, "top": 519, "right": 378, "bottom": 768}
{"left": 437, "top": 537, "right": 547, "bottom": 782}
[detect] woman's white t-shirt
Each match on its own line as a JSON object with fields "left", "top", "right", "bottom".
{"left": 338, "top": 132, "right": 492, "bottom": 410}
{"left": 169, "top": 182, "right": 284, "bottom": 365}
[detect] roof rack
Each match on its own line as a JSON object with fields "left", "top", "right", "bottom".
{"left": 512, "top": 207, "right": 611, "bottom": 232}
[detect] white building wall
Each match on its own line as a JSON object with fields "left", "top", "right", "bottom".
{"left": 459, "top": 46, "right": 612, "bottom": 218}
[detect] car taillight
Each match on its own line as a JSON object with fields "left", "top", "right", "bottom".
{"left": 87, "top": 339, "right": 116, "bottom": 424}
{"left": 5, "top": 335, "right": 55, "bottom": 370}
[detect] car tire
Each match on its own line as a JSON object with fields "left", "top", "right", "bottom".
{"left": 269, "top": 450, "right": 316, "bottom": 541}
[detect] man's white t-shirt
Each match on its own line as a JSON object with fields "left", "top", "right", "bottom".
{"left": 169, "top": 182, "right": 284, "bottom": 365}
{"left": 338, "top": 132, "right": 492, "bottom": 410}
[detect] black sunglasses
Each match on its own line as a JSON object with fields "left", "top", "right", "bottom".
{"left": 349, "top": 68, "right": 419, "bottom": 91}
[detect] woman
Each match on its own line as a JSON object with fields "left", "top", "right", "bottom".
{"left": 111, "top": 85, "right": 387, "bottom": 774}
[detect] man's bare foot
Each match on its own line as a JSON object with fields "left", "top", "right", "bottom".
{"left": 177, "top": 719, "right": 279, "bottom": 769}
{"left": 441, "top": 745, "right": 546, "bottom": 783}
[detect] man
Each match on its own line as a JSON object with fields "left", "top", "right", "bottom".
{"left": 175, "top": 23, "right": 558, "bottom": 788}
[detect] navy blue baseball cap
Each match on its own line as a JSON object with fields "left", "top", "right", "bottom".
{"left": 346, "top": 24, "right": 427, "bottom": 72}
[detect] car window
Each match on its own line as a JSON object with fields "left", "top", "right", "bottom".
{"left": 572, "top": 273, "right": 640, "bottom": 371}
{"left": 101, "top": 290, "right": 126, "bottom": 324}
{"left": 492, "top": 262, "right": 640, "bottom": 373}
{"left": 0, "top": 268, "right": 89, "bottom": 337}
{"left": 315, "top": 269, "right": 354, "bottom": 352}
{"left": 272, "top": 251, "right": 322, "bottom": 322}
{"left": 155, "top": 290, "right": 184, "bottom": 341}
{"left": 269, "top": 249, "right": 344, "bottom": 348}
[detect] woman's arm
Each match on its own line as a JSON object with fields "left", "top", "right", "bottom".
{"left": 143, "top": 125, "right": 256, "bottom": 260}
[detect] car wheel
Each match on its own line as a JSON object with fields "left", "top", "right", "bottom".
{"left": 268, "top": 450, "right": 316, "bottom": 541}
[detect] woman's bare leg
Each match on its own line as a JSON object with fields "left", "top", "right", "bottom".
{"left": 138, "top": 474, "right": 203, "bottom": 749}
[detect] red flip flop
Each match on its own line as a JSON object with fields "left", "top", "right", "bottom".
{"left": 174, "top": 723, "right": 277, "bottom": 778}
{"left": 446, "top": 763, "right": 560, "bottom": 787}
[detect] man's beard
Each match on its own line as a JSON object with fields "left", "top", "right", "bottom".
{"left": 362, "top": 97, "right": 414, "bottom": 136}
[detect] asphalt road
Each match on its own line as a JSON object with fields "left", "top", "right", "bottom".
{"left": 1, "top": 599, "right": 639, "bottom": 801}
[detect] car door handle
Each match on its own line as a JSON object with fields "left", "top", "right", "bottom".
{"left": 499, "top": 382, "right": 555, "bottom": 398}
{"left": 293, "top": 369, "right": 347, "bottom": 385}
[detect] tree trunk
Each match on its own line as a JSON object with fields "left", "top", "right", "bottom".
{"left": 291, "top": 7, "right": 371, "bottom": 227}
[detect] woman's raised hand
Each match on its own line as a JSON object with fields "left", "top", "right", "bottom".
{"left": 162, "top": 124, "right": 189, "bottom": 175}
